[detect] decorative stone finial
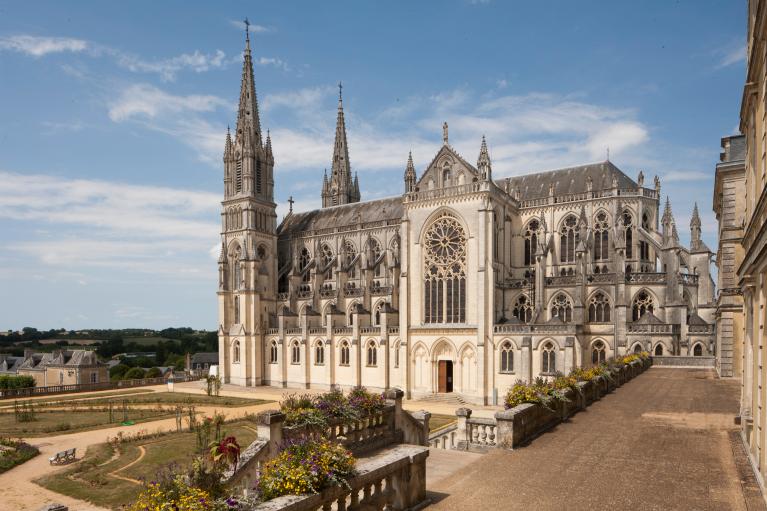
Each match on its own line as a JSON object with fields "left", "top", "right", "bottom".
{"left": 442, "top": 121, "right": 448, "bottom": 145}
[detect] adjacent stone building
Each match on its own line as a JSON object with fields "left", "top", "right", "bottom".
{"left": 16, "top": 349, "right": 107, "bottom": 387}
{"left": 218, "top": 28, "right": 716, "bottom": 405}
{"left": 738, "top": 0, "right": 767, "bottom": 490}
{"left": 713, "top": 134, "right": 746, "bottom": 378}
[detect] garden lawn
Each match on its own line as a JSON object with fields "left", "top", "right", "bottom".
{"left": 429, "top": 414, "right": 457, "bottom": 433}
{"left": 81, "top": 392, "right": 270, "bottom": 407}
{"left": 0, "top": 408, "right": 172, "bottom": 436}
{"left": 36, "top": 421, "right": 260, "bottom": 510}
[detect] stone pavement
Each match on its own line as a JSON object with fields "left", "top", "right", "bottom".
{"left": 428, "top": 368, "right": 765, "bottom": 511}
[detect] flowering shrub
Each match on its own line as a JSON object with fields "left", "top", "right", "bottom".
{"left": 129, "top": 477, "right": 215, "bottom": 511}
{"left": 210, "top": 436, "right": 241, "bottom": 469}
{"left": 281, "top": 387, "right": 386, "bottom": 429}
{"left": 256, "top": 438, "right": 355, "bottom": 500}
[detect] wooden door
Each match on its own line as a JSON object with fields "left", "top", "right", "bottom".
{"left": 445, "top": 361, "right": 453, "bottom": 393}
{"left": 438, "top": 361, "right": 447, "bottom": 393}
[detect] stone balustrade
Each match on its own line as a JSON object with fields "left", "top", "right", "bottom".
{"left": 333, "top": 326, "right": 353, "bottom": 335}
{"left": 625, "top": 272, "right": 666, "bottom": 284}
{"left": 627, "top": 322, "right": 679, "bottom": 335}
{"left": 450, "top": 358, "right": 651, "bottom": 452}
{"left": 245, "top": 445, "right": 429, "bottom": 511}
{"left": 360, "top": 326, "right": 380, "bottom": 334}
{"left": 344, "top": 287, "right": 365, "bottom": 298}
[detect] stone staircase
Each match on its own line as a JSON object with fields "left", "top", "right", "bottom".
{"left": 414, "top": 393, "right": 468, "bottom": 406}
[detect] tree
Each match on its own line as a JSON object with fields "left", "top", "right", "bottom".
{"left": 109, "top": 364, "right": 130, "bottom": 380}
{"left": 145, "top": 367, "right": 163, "bottom": 378}
{"left": 123, "top": 367, "right": 146, "bottom": 380}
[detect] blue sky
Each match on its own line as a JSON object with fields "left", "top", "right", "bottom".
{"left": 0, "top": 1, "right": 746, "bottom": 330}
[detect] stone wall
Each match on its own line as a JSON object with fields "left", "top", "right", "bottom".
{"left": 651, "top": 355, "right": 715, "bottom": 368}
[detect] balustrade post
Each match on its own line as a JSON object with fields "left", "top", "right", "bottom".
{"left": 256, "top": 410, "right": 286, "bottom": 458}
{"left": 455, "top": 407, "right": 472, "bottom": 450}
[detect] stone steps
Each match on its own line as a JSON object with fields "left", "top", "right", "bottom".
{"left": 414, "top": 393, "right": 468, "bottom": 406}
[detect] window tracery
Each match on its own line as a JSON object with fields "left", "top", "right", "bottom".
{"left": 560, "top": 215, "right": 578, "bottom": 263}
{"left": 542, "top": 342, "right": 556, "bottom": 373}
{"left": 424, "top": 212, "right": 467, "bottom": 323}
{"left": 550, "top": 293, "right": 572, "bottom": 322}
{"left": 500, "top": 341, "right": 514, "bottom": 373}
{"left": 632, "top": 291, "right": 654, "bottom": 321}
{"left": 588, "top": 292, "right": 611, "bottom": 322}
{"left": 512, "top": 294, "right": 534, "bottom": 323}
{"left": 593, "top": 212, "right": 609, "bottom": 261}
{"left": 524, "top": 219, "right": 540, "bottom": 266}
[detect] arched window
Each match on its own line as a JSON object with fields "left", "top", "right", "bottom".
{"left": 591, "top": 341, "right": 606, "bottom": 365}
{"left": 322, "top": 244, "right": 333, "bottom": 280}
{"left": 340, "top": 341, "right": 350, "bottom": 366}
{"left": 344, "top": 240, "right": 357, "bottom": 279}
{"left": 315, "top": 341, "right": 325, "bottom": 365}
{"left": 560, "top": 215, "right": 578, "bottom": 264}
{"left": 234, "top": 295, "right": 240, "bottom": 324}
{"left": 424, "top": 212, "right": 467, "bottom": 323}
{"left": 693, "top": 343, "right": 703, "bottom": 357}
{"left": 369, "top": 238, "right": 383, "bottom": 277}
{"left": 394, "top": 341, "right": 400, "bottom": 368}
{"left": 541, "top": 342, "right": 556, "bottom": 374}
{"left": 443, "top": 163, "right": 452, "bottom": 187}
{"left": 299, "top": 248, "right": 311, "bottom": 283}
{"left": 269, "top": 341, "right": 278, "bottom": 364}
{"left": 524, "top": 220, "right": 540, "bottom": 266}
{"left": 348, "top": 303, "right": 358, "bottom": 326}
{"left": 512, "top": 294, "right": 534, "bottom": 323}
{"left": 366, "top": 341, "right": 377, "bottom": 366}
{"left": 550, "top": 294, "right": 572, "bottom": 322}
{"left": 593, "top": 212, "right": 609, "bottom": 261}
{"left": 256, "top": 158, "right": 263, "bottom": 194}
{"left": 633, "top": 344, "right": 642, "bottom": 354}
{"left": 373, "top": 302, "right": 384, "bottom": 325}
{"left": 654, "top": 344, "right": 664, "bottom": 356}
{"left": 640, "top": 213, "right": 650, "bottom": 263}
{"left": 588, "top": 292, "right": 611, "bottom": 323}
{"left": 231, "top": 245, "right": 242, "bottom": 290}
{"left": 291, "top": 341, "right": 301, "bottom": 364}
{"left": 632, "top": 291, "right": 655, "bottom": 321}
{"left": 623, "top": 212, "right": 633, "bottom": 259}
{"left": 500, "top": 341, "right": 514, "bottom": 373}
{"left": 233, "top": 340, "right": 241, "bottom": 364}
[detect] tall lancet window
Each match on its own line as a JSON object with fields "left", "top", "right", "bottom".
{"left": 322, "top": 244, "right": 334, "bottom": 280}
{"left": 424, "top": 212, "right": 467, "bottom": 323}
{"left": 236, "top": 160, "right": 243, "bottom": 193}
{"left": 560, "top": 215, "right": 578, "bottom": 263}
{"left": 256, "top": 159, "right": 263, "bottom": 194}
{"left": 524, "top": 219, "right": 540, "bottom": 266}
{"left": 623, "top": 212, "right": 633, "bottom": 259}
{"left": 232, "top": 246, "right": 242, "bottom": 290}
{"left": 593, "top": 212, "right": 609, "bottom": 261}
{"left": 299, "top": 248, "right": 311, "bottom": 283}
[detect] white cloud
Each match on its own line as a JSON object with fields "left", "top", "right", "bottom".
{"left": 116, "top": 49, "right": 227, "bottom": 81}
{"left": 256, "top": 56, "right": 289, "bottom": 71}
{"left": 0, "top": 35, "right": 88, "bottom": 56}
{"left": 717, "top": 43, "right": 746, "bottom": 69}
{"left": 108, "top": 83, "right": 230, "bottom": 121}
{"left": 229, "top": 20, "right": 273, "bottom": 34}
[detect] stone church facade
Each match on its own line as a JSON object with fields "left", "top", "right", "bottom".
{"left": 218, "top": 30, "right": 716, "bottom": 405}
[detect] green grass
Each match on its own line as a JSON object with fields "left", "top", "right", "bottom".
{"left": 0, "top": 408, "right": 173, "bottom": 436}
{"left": 0, "top": 389, "right": 153, "bottom": 408}
{"left": 36, "top": 421, "right": 260, "bottom": 509}
{"left": 429, "top": 414, "right": 457, "bottom": 432}
{"left": 0, "top": 440, "right": 39, "bottom": 473}
{"left": 81, "top": 392, "right": 270, "bottom": 408}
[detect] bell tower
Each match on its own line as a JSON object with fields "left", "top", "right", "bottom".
{"left": 218, "top": 19, "right": 277, "bottom": 386}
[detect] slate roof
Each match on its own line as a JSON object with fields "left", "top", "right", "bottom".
{"left": 687, "top": 312, "right": 710, "bottom": 326}
{"left": 495, "top": 161, "right": 637, "bottom": 200}
{"left": 278, "top": 196, "right": 403, "bottom": 236}
{"left": 18, "top": 349, "right": 103, "bottom": 370}
{"left": 0, "top": 355, "right": 22, "bottom": 374}
{"left": 191, "top": 352, "right": 219, "bottom": 365}
{"left": 634, "top": 312, "right": 665, "bottom": 325}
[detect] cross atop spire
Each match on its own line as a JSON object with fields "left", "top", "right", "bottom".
{"left": 338, "top": 81, "right": 343, "bottom": 102}
{"left": 244, "top": 17, "right": 250, "bottom": 41}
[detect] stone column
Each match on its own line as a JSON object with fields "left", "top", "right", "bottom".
{"left": 521, "top": 337, "right": 532, "bottom": 382}
{"left": 256, "top": 410, "right": 286, "bottom": 458}
{"left": 564, "top": 337, "right": 575, "bottom": 374}
{"left": 456, "top": 407, "right": 472, "bottom": 450}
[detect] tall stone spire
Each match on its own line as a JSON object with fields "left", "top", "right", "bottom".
{"left": 235, "top": 20, "right": 262, "bottom": 147}
{"left": 477, "top": 135, "right": 492, "bottom": 180}
{"left": 322, "top": 82, "right": 360, "bottom": 207}
{"left": 661, "top": 196, "right": 676, "bottom": 243}
{"left": 404, "top": 151, "right": 416, "bottom": 192}
{"left": 690, "top": 202, "right": 706, "bottom": 251}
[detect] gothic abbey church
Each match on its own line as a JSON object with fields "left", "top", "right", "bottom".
{"left": 218, "top": 30, "right": 715, "bottom": 404}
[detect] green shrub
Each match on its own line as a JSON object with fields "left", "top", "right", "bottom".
{"left": 0, "top": 439, "right": 39, "bottom": 473}
{"left": 123, "top": 367, "right": 146, "bottom": 380}
{"left": 108, "top": 363, "right": 130, "bottom": 379}
{"left": 0, "top": 375, "right": 36, "bottom": 389}
{"left": 144, "top": 367, "right": 163, "bottom": 378}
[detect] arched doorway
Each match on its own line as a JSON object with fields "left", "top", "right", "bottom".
{"left": 438, "top": 360, "right": 453, "bottom": 393}
{"left": 432, "top": 339, "right": 456, "bottom": 394}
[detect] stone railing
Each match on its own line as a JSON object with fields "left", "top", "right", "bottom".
{"left": 285, "top": 327, "right": 302, "bottom": 335}
{"left": 404, "top": 181, "right": 489, "bottom": 203}
{"left": 388, "top": 326, "right": 399, "bottom": 335}
{"left": 227, "top": 389, "right": 431, "bottom": 495}
{"left": 360, "top": 326, "right": 380, "bottom": 335}
{"left": 451, "top": 358, "right": 651, "bottom": 451}
{"left": 626, "top": 272, "right": 666, "bottom": 284}
{"left": 296, "top": 289, "right": 313, "bottom": 300}
{"left": 370, "top": 286, "right": 392, "bottom": 296}
{"left": 319, "top": 287, "right": 338, "bottom": 299}
{"left": 333, "top": 326, "right": 353, "bottom": 335}
{"left": 652, "top": 355, "right": 715, "bottom": 368}
{"left": 627, "top": 322, "right": 679, "bottom": 335}
{"left": 588, "top": 272, "right": 615, "bottom": 283}
{"left": 517, "top": 187, "right": 657, "bottom": 209}
{"left": 428, "top": 423, "right": 458, "bottom": 450}
{"left": 0, "top": 373, "right": 200, "bottom": 399}
{"left": 307, "top": 327, "right": 325, "bottom": 335}
{"left": 277, "top": 292, "right": 289, "bottom": 301}
{"left": 265, "top": 328, "right": 279, "bottom": 335}
{"left": 546, "top": 275, "right": 577, "bottom": 286}
{"left": 344, "top": 287, "right": 365, "bottom": 298}
{"left": 246, "top": 445, "right": 429, "bottom": 511}
{"left": 688, "top": 323, "right": 715, "bottom": 334}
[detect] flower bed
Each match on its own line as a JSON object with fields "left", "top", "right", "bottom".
{"left": 256, "top": 438, "right": 356, "bottom": 501}
{"left": 0, "top": 437, "right": 39, "bottom": 473}
{"left": 280, "top": 387, "right": 385, "bottom": 431}
{"left": 504, "top": 352, "right": 650, "bottom": 409}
